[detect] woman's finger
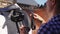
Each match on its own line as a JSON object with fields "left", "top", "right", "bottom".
{"left": 20, "top": 25, "right": 24, "bottom": 28}
{"left": 33, "top": 13, "right": 38, "bottom": 16}
{"left": 34, "top": 15, "right": 38, "bottom": 18}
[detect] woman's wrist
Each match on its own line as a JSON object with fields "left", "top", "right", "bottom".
{"left": 38, "top": 18, "right": 46, "bottom": 23}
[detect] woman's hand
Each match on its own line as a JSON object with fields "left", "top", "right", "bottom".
{"left": 33, "top": 13, "right": 46, "bottom": 23}
{"left": 20, "top": 25, "right": 25, "bottom": 34}
{"left": 20, "top": 25, "right": 30, "bottom": 34}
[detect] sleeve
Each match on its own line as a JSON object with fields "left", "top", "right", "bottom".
{"left": 37, "top": 24, "right": 51, "bottom": 34}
